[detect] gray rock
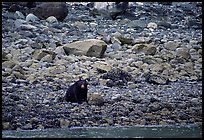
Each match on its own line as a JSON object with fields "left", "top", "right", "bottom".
{"left": 2, "top": 60, "right": 16, "bottom": 69}
{"left": 46, "top": 16, "right": 58, "bottom": 23}
{"left": 14, "top": 19, "right": 27, "bottom": 28}
{"left": 63, "top": 39, "right": 107, "bottom": 58}
{"left": 147, "top": 22, "right": 157, "bottom": 29}
{"left": 88, "top": 93, "right": 104, "bottom": 106}
{"left": 92, "top": 61, "right": 112, "bottom": 73}
{"left": 14, "top": 11, "right": 25, "bottom": 19}
{"left": 164, "top": 41, "right": 180, "bottom": 50}
{"left": 21, "top": 123, "right": 33, "bottom": 130}
{"left": 175, "top": 48, "right": 191, "bottom": 59}
{"left": 32, "top": 50, "right": 56, "bottom": 61}
{"left": 26, "top": 13, "right": 40, "bottom": 22}
{"left": 132, "top": 44, "right": 157, "bottom": 55}
{"left": 19, "top": 24, "right": 37, "bottom": 30}
{"left": 111, "top": 42, "right": 122, "bottom": 50}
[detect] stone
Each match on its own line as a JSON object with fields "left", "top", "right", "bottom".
{"left": 32, "top": 50, "right": 56, "bottom": 61}
{"left": 19, "top": 24, "right": 37, "bottom": 30}
{"left": 132, "top": 44, "right": 157, "bottom": 55}
{"left": 175, "top": 48, "right": 191, "bottom": 59}
{"left": 26, "top": 13, "right": 40, "bottom": 22}
{"left": 12, "top": 71, "right": 26, "bottom": 79}
{"left": 146, "top": 73, "right": 169, "bottom": 85}
{"left": 2, "top": 51, "right": 9, "bottom": 62}
{"left": 147, "top": 22, "right": 157, "bottom": 29}
{"left": 14, "top": 11, "right": 25, "bottom": 19}
{"left": 33, "top": 2, "right": 68, "bottom": 22}
{"left": 46, "top": 16, "right": 58, "bottom": 23}
{"left": 63, "top": 39, "right": 107, "bottom": 58}
{"left": 111, "top": 94, "right": 121, "bottom": 101}
{"left": 164, "top": 41, "right": 180, "bottom": 51}
{"left": 2, "top": 60, "right": 16, "bottom": 69}
{"left": 92, "top": 61, "right": 112, "bottom": 73}
{"left": 88, "top": 93, "right": 104, "bottom": 106}
{"left": 14, "top": 19, "right": 27, "bottom": 28}
{"left": 21, "top": 123, "right": 33, "bottom": 130}
{"left": 3, "top": 122, "right": 14, "bottom": 130}
{"left": 112, "top": 32, "right": 133, "bottom": 45}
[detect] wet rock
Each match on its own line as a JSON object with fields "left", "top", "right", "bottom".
{"left": 63, "top": 39, "right": 107, "bottom": 58}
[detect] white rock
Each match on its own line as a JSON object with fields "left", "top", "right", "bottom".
{"left": 147, "top": 22, "right": 157, "bottom": 29}
{"left": 14, "top": 11, "right": 25, "bottom": 19}
{"left": 26, "top": 13, "right": 40, "bottom": 22}
{"left": 46, "top": 16, "right": 58, "bottom": 23}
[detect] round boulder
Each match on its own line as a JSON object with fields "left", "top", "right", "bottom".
{"left": 33, "top": 2, "right": 68, "bottom": 22}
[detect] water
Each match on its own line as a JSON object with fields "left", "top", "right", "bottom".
{"left": 2, "top": 125, "right": 202, "bottom": 138}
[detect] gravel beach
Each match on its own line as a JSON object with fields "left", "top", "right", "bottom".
{"left": 2, "top": 2, "right": 202, "bottom": 130}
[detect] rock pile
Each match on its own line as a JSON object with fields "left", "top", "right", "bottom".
{"left": 2, "top": 2, "right": 202, "bottom": 130}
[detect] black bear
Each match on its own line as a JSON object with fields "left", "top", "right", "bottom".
{"left": 65, "top": 78, "right": 88, "bottom": 104}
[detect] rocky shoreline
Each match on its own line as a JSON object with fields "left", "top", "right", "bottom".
{"left": 2, "top": 2, "right": 202, "bottom": 130}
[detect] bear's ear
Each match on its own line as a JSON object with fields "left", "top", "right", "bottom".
{"left": 79, "top": 76, "right": 82, "bottom": 81}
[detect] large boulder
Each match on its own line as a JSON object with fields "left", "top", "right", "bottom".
{"left": 63, "top": 39, "right": 107, "bottom": 58}
{"left": 33, "top": 2, "right": 68, "bottom": 22}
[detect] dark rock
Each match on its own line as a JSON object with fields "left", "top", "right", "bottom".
{"left": 145, "top": 73, "right": 169, "bottom": 85}
{"left": 101, "top": 68, "right": 133, "bottom": 87}
{"left": 33, "top": 2, "right": 68, "bottom": 22}
{"left": 9, "top": 94, "right": 21, "bottom": 101}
